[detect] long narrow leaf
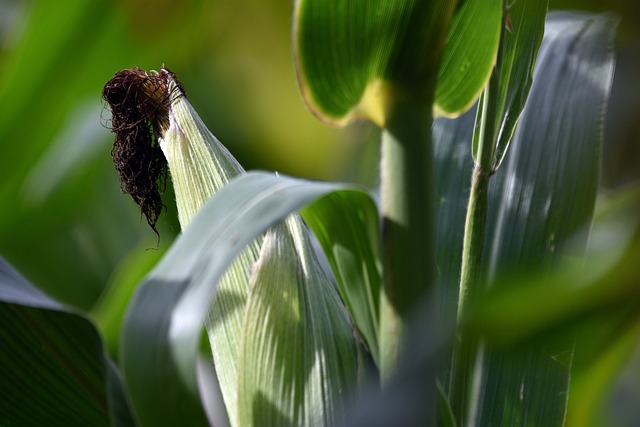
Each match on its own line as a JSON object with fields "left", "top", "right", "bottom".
{"left": 475, "top": 0, "right": 549, "bottom": 170}
{"left": 478, "top": 12, "right": 617, "bottom": 426}
{"left": 467, "top": 185, "right": 640, "bottom": 427}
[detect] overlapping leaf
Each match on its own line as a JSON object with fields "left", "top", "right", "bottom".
{"left": 237, "top": 216, "right": 359, "bottom": 426}
{"left": 467, "top": 186, "right": 640, "bottom": 427}
{"left": 472, "top": 0, "right": 549, "bottom": 170}
{"left": 434, "top": 0, "right": 502, "bottom": 117}
{"left": 302, "top": 191, "right": 382, "bottom": 364}
{"left": 293, "top": 0, "right": 458, "bottom": 126}
{"left": 121, "top": 172, "right": 377, "bottom": 426}
{"left": 433, "top": 11, "right": 617, "bottom": 425}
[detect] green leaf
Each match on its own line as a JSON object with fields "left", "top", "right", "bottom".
{"left": 301, "top": 190, "right": 382, "bottom": 365}
{"left": 479, "top": 12, "right": 616, "bottom": 426}
{"left": 434, "top": 0, "right": 502, "bottom": 117}
{"left": 473, "top": 0, "right": 549, "bottom": 169}
{"left": 293, "top": 0, "right": 458, "bottom": 126}
{"left": 437, "top": 381, "right": 458, "bottom": 427}
{"left": 467, "top": 185, "right": 640, "bottom": 427}
{"left": 485, "top": 11, "right": 617, "bottom": 277}
{"left": 434, "top": 11, "right": 617, "bottom": 426}
{"left": 237, "top": 215, "right": 359, "bottom": 426}
{"left": 121, "top": 171, "right": 372, "bottom": 426}
{"left": 0, "top": 257, "right": 134, "bottom": 427}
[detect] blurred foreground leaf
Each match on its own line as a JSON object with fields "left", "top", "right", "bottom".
{"left": 466, "top": 185, "right": 640, "bottom": 427}
{"left": 0, "top": 257, "right": 134, "bottom": 426}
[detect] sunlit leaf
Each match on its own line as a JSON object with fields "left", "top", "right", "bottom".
{"left": 302, "top": 190, "right": 382, "bottom": 365}
{"left": 149, "top": 69, "right": 263, "bottom": 427}
{"left": 121, "top": 171, "right": 372, "bottom": 426}
{"left": 237, "top": 215, "right": 359, "bottom": 426}
{"left": 293, "top": 0, "right": 458, "bottom": 126}
{"left": 434, "top": 0, "right": 502, "bottom": 117}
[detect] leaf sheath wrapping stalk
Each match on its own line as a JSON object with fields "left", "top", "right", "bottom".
{"left": 434, "top": 12, "right": 618, "bottom": 426}
{"left": 158, "top": 78, "right": 263, "bottom": 427}
{"left": 238, "top": 215, "right": 359, "bottom": 426}
{"left": 121, "top": 172, "right": 370, "bottom": 426}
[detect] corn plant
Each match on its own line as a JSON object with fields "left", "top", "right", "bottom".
{"left": 0, "top": 1, "right": 634, "bottom": 427}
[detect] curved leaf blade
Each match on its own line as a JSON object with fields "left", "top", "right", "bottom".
{"left": 121, "top": 171, "right": 373, "bottom": 426}
{"left": 293, "top": 0, "right": 457, "bottom": 126}
{"left": 434, "top": 0, "right": 502, "bottom": 117}
{"left": 482, "top": 0, "right": 548, "bottom": 169}
{"left": 0, "top": 257, "right": 134, "bottom": 427}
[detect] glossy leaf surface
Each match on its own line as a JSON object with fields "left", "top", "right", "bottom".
{"left": 434, "top": 0, "right": 502, "bottom": 117}
{"left": 293, "top": 0, "right": 457, "bottom": 126}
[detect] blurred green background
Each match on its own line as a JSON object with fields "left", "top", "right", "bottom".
{"left": 0, "top": 0, "right": 637, "bottom": 351}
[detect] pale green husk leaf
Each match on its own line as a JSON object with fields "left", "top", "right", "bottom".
{"left": 237, "top": 215, "right": 359, "bottom": 426}
{"left": 158, "top": 80, "right": 262, "bottom": 427}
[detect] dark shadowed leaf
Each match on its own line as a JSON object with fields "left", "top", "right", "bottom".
{"left": 0, "top": 257, "right": 134, "bottom": 427}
